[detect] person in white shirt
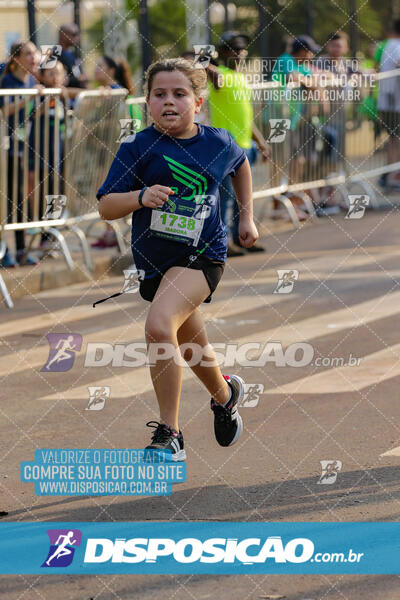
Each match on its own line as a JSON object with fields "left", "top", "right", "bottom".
{"left": 377, "top": 19, "right": 400, "bottom": 189}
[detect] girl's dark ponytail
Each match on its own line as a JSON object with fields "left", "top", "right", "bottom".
{"left": 5, "top": 41, "right": 25, "bottom": 75}
{"left": 115, "top": 59, "right": 135, "bottom": 96}
{"left": 103, "top": 55, "right": 135, "bottom": 96}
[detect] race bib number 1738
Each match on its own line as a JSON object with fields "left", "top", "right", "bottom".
{"left": 150, "top": 210, "right": 203, "bottom": 246}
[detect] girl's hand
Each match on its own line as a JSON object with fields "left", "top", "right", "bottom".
{"left": 238, "top": 217, "right": 259, "bottom": 248}
{"left": 100, "top": 86, "right": 111, "bottom": 96}
{"left": 33, "top": 84, "right": 45, "bottom": 94}
{"left": 141, "top": 185, "right": 174, "bottom": 209}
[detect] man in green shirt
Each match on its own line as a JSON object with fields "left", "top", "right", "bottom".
{"left": 207, "top": 31, "right": 269, "bottom": 255}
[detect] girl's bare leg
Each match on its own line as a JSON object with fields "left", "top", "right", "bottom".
{"left": 176, "top": 309, "right": 230, "bottom": 404}
{"left": 145, "top": 266, "right": 212, "bottom": 431}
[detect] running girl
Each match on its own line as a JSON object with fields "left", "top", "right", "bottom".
{"left": 96, "top": 58, "right": 258, "bottom": 461}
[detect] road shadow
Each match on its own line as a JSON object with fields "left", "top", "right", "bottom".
{"left": 4, "top": 464, "right": 400, "bottom": 522}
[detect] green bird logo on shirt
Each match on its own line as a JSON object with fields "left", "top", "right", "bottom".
{"left": 163, "top": 155, "right": 208, "bottom": 212}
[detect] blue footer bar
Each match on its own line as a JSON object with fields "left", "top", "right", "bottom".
{"left": 0, "top": 522, "right": 399, "bottom": 574}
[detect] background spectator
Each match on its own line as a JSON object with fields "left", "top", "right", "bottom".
{"left": 207, "top": 31, "right": 268, "bottom": 256}
{"left": 318, "top": 32, "right": 357, "bottom": 75}
{"left": 58, "top": 24, "right": 88, "bottom": 91}
{"left": 374, "top": 26, "right": 392, "bottom": 69}
{"left": 272, "top": 36, "right": 320, "bottom": 197}
{"left": 28, "top": 61, "right": 68, "bottom": 258}
{"left": 377, "top": 18, "right": 400, "bottom": 189}
{"left": 0, "top": 40, "right": 40, "bottom": 267}
{"left": 91, "top": 56, "right": 138, "bottom": 249}
{"left": 94, "top": 55, "right": 134, "bottom": 93}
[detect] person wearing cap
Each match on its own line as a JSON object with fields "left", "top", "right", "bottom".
{"left": 206, "top": 31, "right": 269, "bottom": 256}
{"left": 273, "top": 35, "right": 320, "bottom": 86}
{"left": 272, "top": 35, "right": 321, "bottom": 191}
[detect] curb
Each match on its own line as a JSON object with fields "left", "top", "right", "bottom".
{"left": 0, "top": 251, "right": 133, "bottom": 305}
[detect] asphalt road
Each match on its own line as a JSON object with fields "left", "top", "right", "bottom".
{"left": 1, "top": 209, "right": 400, "bottom": 598}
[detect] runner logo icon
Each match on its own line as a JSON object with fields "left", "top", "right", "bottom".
{"left": 122, "top": 268, "right": 145, "bottom": 294}
{"left": 39, "top": 45, "right": 62, "bottom": 69}
{"left": 268, "top": 119, "right": 291, "bottom": 143}
{"left": 86, "top": 386, "right": 110, "bottom": 410}
{"left": 274, "top": 270, "right": 299, "bottom": 294}
{"left": 117, "top": 119, "right": 141, "bottom": 144}
{"left": 41, "top": 529, "right": 82, "bottom": 567}
{"left": 41, "top": 333, "right": 82, "bottom": 372}
{"left": 193, "top": 44, "right": 216, "bottom": 69}
{"left": 43, "top": 195, "right": 67, "bottom": 220}
{"left": 240, "top": 383, "right": 264, "bottom": 407}
{"left": 345, "top": 195, "right": 370, "bottom": 219}
{"left": 317, "top": 460, "right": 342, "bottom": 485}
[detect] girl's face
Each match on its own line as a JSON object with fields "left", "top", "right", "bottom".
{"left": 147, "top": 70, "right": 202, "bottom": 135}
{"left": 40, "top": 62, "right": 66, "bottom": 88}
{"left": 94, "top": 58, "right": 114, "bottom": 85}
{"left": 15, "top": 42, "right": 37, "bottom": 73}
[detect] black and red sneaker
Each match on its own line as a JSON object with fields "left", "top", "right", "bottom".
{"left": 210, "top": 374, "right": 244, "bottom": 447}
{"left": 145, "top": 421, "right": 186, "bottom": 461}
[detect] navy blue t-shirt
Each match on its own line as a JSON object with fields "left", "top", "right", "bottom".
{"left": 97, "top": 124, "right": 246, "bottom": 278}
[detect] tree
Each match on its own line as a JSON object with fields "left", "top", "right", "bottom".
{"left": 85, "top": 0, "right": 391, "bottom": 78}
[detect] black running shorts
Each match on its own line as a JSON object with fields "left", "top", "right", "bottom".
{"left": 139, "top": 254, "right": 225, "bottom": 304}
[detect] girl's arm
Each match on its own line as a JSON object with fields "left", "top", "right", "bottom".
{"left": 1, "top": 84, "right": 44, "bottom": 116}
{"left": 98, "top": 185, "right": 174, "bottom": 221}
{"left": 230, "top": 157, "right": 259, "bottom": 247}
{"left": 231, "top": 157, "right": 253, "bottom": 220}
